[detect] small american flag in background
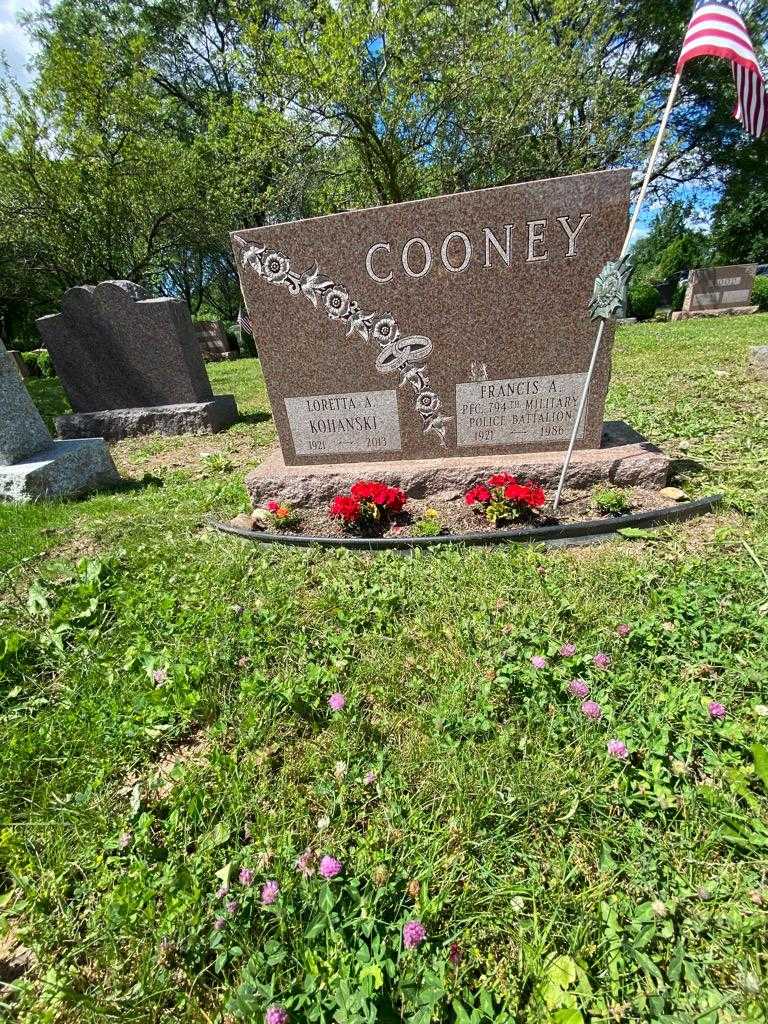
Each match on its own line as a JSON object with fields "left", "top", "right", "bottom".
{"left": 238, "top": 307, "right": 253, "bottom": 338}
{"left": 677, "top": 0, "right": 768, "bottom": 137}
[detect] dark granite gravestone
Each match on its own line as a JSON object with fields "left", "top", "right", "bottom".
{"left": 36, "top": 281, "right": 238, "bottom": 440}
{"left": 195, "top": 321, "right": 239, "bottom": 362}
{"left": 673, "top": 264, "right": 759, "bottom": 320}
{"left": 233, "top": 169, "right": 630, "bottom": 469}
{"left": 0, "top": 340, "right": 119, "bottom": 502}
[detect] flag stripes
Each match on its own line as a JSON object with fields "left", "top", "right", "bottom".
{"left": 676, "top": 0, "right": 768, "bottom": 137}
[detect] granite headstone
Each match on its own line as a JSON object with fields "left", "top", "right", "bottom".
{"left": 195, "top": 321, "right": 239, "bottom": 362}
{"left": 36, "top": 281, "right": 238, "bottom": 440}
{"left": 674, "top": 264, "right": 759, "bottom": 320}
{"left": 0, "top": 340, "right": 119, "bottom": 502}
{"left": 233, "top": 168, "right": 630, "bottom": 467}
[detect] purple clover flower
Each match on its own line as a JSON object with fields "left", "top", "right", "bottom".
{"left": 531, "top": 655, "right": 548, "bottom": 669}
{"left": 226, "top": 899, "right": 238, "bottom": 915}
{"left": 215, "top": 884, "right": 229, "bottom": 900}
{"left": 581, "top": 700, "right": 602, "bottom": 721}
{"left": 616, "top": 624, "right": 631, "bottom": 638}
{"left": 319, "top": 855, "right": 342, "bottom": 879}
{"left": 239, "top": 867, "right": 254, "bottom": 887}
{"left": 559, "top": 643, "right": 576, "bottom": 657}
{"left": 607, "top": 739, "right": 629, "bottom": 759}
{"left": 403, "top": 920, "right": 427, "bottom": 949}
{"left": 363, "top": 770, "right": 377, "bottom": 786}
{"left": 567, "top": 678, "right": 589, "bottom": 699}
{"left": 261, "top": 880, "right": 279, "bottom": 905}
{"left": 593, "top": 652, "right": 612, "bottom": 669}
{"left": 708, "top": 701, "right": 727, "bottom": 720}
{"left": 328, "top": 692, "right": 346, "bottom": 711}
{"left": 265, "top": 1008, "right": 289, "bottom": 1024}
{"left": 213, "top": 916, "right": 226, "bottom": 931}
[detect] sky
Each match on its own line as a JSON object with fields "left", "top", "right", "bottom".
{"left": 0, "top": 0, "right": 39, "bottom": 83}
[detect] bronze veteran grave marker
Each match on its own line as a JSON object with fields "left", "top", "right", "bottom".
{"left": 233, "top": 168, "right": 630, "bottom": 466}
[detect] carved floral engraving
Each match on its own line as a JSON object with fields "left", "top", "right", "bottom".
{"left": 234, "top": 237, "right": 452, "bottom": 447}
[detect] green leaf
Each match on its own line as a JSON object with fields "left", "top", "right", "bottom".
{"left": 617, "top": 527, "right": 657, "bottom": 540}
{"left": 751, "top": 744, "right": 768, "bottom": 792}
{"left": 552, "top": 1011, "right": 584, "bottom": 1024}
{"left": 359, "top": 963, "right": 384, "bottom": 992}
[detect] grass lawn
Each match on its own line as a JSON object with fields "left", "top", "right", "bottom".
{"left": 1, "top": 315, "right": 768, "bottom": 1023}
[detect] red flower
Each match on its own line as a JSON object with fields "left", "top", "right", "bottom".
{"left": 382, "top": 486, "right": 406, "bottom": 512}
{"left": 465, "top": 484, "right": 491, "bottom": 506}
{"left": 524, "top": 481, "right": 546, "bottom": 508}
{"left": 330, "top": 495, "right": 361, "bottom": 523}
{"left": 351, "top": 480, "right": 381, "bottom": 502}
{"left": 350, "top": 480, "right": 407, "bottom": 512}
{"left": 503, "top": 481, "right": 529, "bottom": 502}
{"left": 488, "top": 472, "right": 516, "bottom": 488}
{"left": 266, "top": 500, "right": 280, "bottom": 512}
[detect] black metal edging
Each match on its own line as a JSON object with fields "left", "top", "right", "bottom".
{"left": 214, "top": 493, "right": 724, "bottom": 551}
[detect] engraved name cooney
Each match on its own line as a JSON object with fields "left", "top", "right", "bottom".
{"left": 456, "top": 373, "right": 588, "bottom": 447}
{"left": 285, "top": 390, "right": 402, "bottom": 457}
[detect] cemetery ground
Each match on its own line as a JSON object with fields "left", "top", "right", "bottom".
{"left": 1, "top": 315, "right": 768, "bottom": 1024}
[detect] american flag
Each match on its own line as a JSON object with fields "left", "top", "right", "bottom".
{"left": 677, "top": 0, "right": 768, "bottom": 137}
{"left": 238, "top": 306, "right": 253, "bottom": 337}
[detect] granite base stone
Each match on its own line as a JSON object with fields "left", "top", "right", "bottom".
{"left": 246, "top": 422, "right": 670, "bottom": 507}
{"left": 748, "top": 346, "right": 768, "bottom": 378}
{"left": 55, "top": 396, "right": 238, "bottom": 440}
{"left": 0, "top": 439, "right": 120, "bottom": 502}
{"left": 671, "top": 305, "right": 759, "bottom": 321}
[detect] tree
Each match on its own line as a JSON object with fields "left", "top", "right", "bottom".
{"left": 0, "top": 0, "right": 287, "bottom": 339}
{"left": 631, "top": 201, "right": 709, "bottom": 283}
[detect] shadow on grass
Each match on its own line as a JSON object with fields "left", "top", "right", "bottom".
{"left": 234, "top": 411, "right": 273, "bottom": 427}
{"left": 669, "top": 456, "right": 705, "bottom": 477}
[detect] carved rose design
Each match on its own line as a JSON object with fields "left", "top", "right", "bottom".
{"left": 262, "top": 252, "right": 291, "bottom": 283}
{"left": 236, "top": 236, "right": 453, "bottom": 444}
{"left": 324, "top": 286, "right": 350, "bottom": 320}
{"left": 415, "top": 391, "right": 440, "bottom": 415}
{"left": 372, "top": 316, "right": 397, "bottom": 345}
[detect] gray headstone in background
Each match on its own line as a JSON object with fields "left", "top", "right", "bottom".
{"left": 683, "top": 264, "right": 758, "bottom": 312}
{"left": 195, "top": 321, "right": 239, "bottom": 361}
{"left": 748, "top": 346, "right": 768, "bottom": 378}
{"left": 0, "top": 339, "right": 120, "bottom": 502}
{"left": 0, "top": 340, "right": 52, "bottom": 465}
{"left": 35, "top": 281, "right": 238, "bottom": 440}
{"left": 36, "top": 281, "right": 215, "bottom": 413}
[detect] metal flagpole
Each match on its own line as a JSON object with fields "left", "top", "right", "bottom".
{"left": 552, "top": 72, "right": 683, "bottom": 512}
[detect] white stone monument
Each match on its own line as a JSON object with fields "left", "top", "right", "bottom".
{"left": 0, "top": 340, "right": 120, "bottom": 502}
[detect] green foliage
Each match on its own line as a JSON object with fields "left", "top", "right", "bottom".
{"left": 628, "top": 281, "right": 660, "bottom": 320}
{"left": 709, "top": 148, "right": 768, "bottom": 264}
{"left": 671, "top": 281, "right": 687, "bottom": 312}
{"left": 631, "top": 202, "right": 709, "bottom": 288}
{"left": 20, "top": 349, "right": 53, "bottom": 378}
{"left": 412, "top": 509, "right": 443, "bottom": 537}
{"left": 752, "top": 276, "right": 768, "bottom": 312}
{"left": 2, "top": 317, "right": 768, "bottom": 1020}
{"left": 592, "top": 487, "right": 632, "bottom": 516}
